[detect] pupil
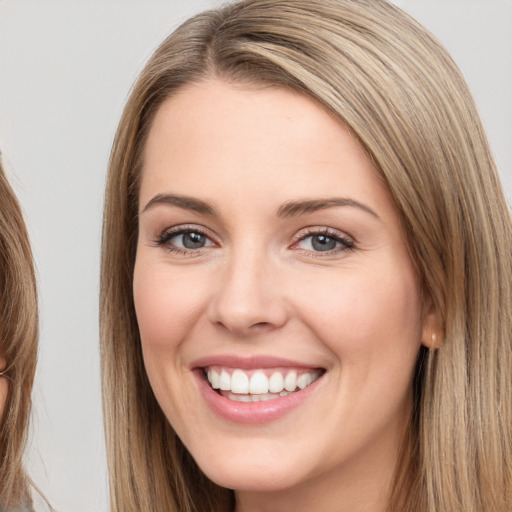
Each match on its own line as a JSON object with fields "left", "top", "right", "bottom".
{"left": 183, "top": 232, "right": 205, "bottom": 249}
{"left": 312, "top": 234, "right": 336, "bottom": 251}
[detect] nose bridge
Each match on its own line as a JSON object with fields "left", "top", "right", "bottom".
{"left": 209, "top": 237, "right": 286, "bottom": 335}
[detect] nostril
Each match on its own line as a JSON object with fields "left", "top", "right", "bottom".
{"left": 252, "top": 321, "right": 272, "bottom": 328}
{"left": 208, "top": 274, "right": 289, "bottom": 334}
{"left": 214, "top": 319, "right": 275, "bottom": 335}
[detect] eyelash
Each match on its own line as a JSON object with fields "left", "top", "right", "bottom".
{"left": 293, "top": 228, "right": 355, "bottom": 256}
{"left": 154, "top": 225, "right": 213, "bottom": 256}
{"left": 154, "top": 226, "right": 355, "bottom": 256}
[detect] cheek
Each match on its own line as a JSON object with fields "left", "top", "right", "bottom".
{"left": 133, "top": 260, "right": 208, "bottom": 361}
{"left": 287, "top": 266, "right": 423, "bottom": 454}
{"left": 291, "top": 263, "right": 422, "bottom": 379}
{"left": 132, "top": 259, "right": 211, "bottom": 427}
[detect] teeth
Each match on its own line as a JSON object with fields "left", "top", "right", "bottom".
{"left": 268, "top": 372, "right": 284, "bottom": 393}
{"left": 208, "top": 369, "right": 220, "bottom": 389}
{"left": 205, "top": 367, "right": 322, "bottom": 397}
{"left": 284, "top": 370, "right": 297, "bottom": 392}
{"left": 249, "top": 372, "right": 269, "bottom": 394}
{"left": 297, "top": 373, "right": 312, "bottom": 389}
{"left": 231, "top": 369, "right": 249, "bottom": 394}
{"left": 219, "top": 370, "right": 230, "bottom": 391}
{"left": 224, "top": 391, "right": 290, "bottom": 402}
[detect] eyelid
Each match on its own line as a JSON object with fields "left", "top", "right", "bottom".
{"left": 154, "top": 224, "right": 217, "bottom": 253}
{"left": 151, "top": 224, "right": 355, "bottom": 257}
{"left": 291, "top": 226, "right": 355, "bottom": 254}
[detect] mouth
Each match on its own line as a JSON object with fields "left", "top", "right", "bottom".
{"left": 203, "top": 366, "right": 324, "bottom": 403}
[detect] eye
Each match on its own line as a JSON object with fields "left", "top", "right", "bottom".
{"left": 295, "top": 230, "right": 354, "bottom": 253}
{"left": 156, "top": 227, "right": 215, "bottom": 252}
{"left": 172, "top": 231, "right": 212, "bottom": 249}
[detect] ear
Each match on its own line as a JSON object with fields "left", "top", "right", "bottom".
{"left": 421, "top": 295, "right": 443, "bottom": 349}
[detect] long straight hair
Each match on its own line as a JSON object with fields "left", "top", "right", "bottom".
{"left": 100, "top": 1, "right": 512, "bottom": 510}
{"left": 0, "top": 156, "right": 38, "bottom": 510}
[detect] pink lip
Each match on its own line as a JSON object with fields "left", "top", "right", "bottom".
{"left": 190, "top": 354, "right": 319, "bottom": 370}
{"left": 190, "top": 355, "right": 325, "bottom": 425}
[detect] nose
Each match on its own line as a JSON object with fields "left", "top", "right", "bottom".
{"left": 208, "top": 248, "right": 288, "bottom": 337}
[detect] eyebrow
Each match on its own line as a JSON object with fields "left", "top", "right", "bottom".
{"left": 141, "top": 193, "right": 379, "bottom": 220}
{"left": 142, "top": 193, "right": 216, "bottom": 215}
{"left": 277, "top": 197, "right": 379, "bottom": 219}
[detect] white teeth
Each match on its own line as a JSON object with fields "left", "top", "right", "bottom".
{"left": 231, "top": 369, "right": 249, "bottom": 394}
{"left": 268, "top": 372, "right": 284, "bottom": 393}
{"left": 284, "top": 370, "right": 297, "bottom": 392}
{"left": 219, "top": 370, "right": 231, "bottom": 391}
{"left": 205, "top": 367, "right": 322, "bottom": 397}
{"left": 208, "top": 369, "right": 220, "bottom": 389}
{"left": 249, "top": 372, "right": 269, "bottom": 394}
{"left": 297, "top": 373, "right": 310, "bottom": 389}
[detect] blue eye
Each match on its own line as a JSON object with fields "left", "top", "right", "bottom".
{"left": 297, "top": 232, "right": 354, "bottom": 253}
{"left": 174, "top": 231, "right": 210, "bottom": 249}
{"left": 157, "top": 229, "right": 214, "bottom": 251}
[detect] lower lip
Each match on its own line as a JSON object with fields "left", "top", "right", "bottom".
{"left": 193, "top": 370, "right": 323, "bottom": 424}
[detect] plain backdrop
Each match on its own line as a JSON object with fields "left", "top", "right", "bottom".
{"left": 0, "top": 1, "right": 510, "bottom": 511}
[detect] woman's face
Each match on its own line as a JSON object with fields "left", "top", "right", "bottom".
{"left": 134, "top": 80, "right": 434, "bottom": 507}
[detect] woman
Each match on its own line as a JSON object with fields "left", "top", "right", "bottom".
{"left": 0, "top": 156, "right": 38, "bottom": 511}
{"left": 100, "top": 0, "right": 512, "bottom": 511}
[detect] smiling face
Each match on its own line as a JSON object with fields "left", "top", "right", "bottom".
{"left": 134, "top": 80, "right": 433, "bottom": 511}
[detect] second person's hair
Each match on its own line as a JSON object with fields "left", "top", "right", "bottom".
{"left": 0, "top": 155, "right": 38, "bottom": 510}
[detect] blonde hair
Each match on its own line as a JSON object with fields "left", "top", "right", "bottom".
{"left": 100, "top": 1, "right": 512, "bottom": 511}
{"left": 0, "top": 155, "right": 38, "bottom": 510}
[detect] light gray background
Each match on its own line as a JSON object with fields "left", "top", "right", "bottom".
{"left": 0, "top": 1, "right": 510, "bottom": 511}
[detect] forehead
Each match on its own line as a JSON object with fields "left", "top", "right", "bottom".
{"left": 143, "top": 80, "right": 348, "bottom": 164}
{"left": 137, "top": 79, "right": 404, "bottom": 235}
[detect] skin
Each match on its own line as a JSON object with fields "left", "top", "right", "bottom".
{"left": 0, "top": 355, "right": 7, "bottom": 420}
{"left": 134, "top": 80, "right": 438, "bottom": 512}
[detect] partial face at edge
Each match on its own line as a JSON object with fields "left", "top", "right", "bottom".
{"left": 133, "top": 80, "right": 433, "bottom": 504}
{"left": 0, "top": 354, "right": 7, "bottom": 421}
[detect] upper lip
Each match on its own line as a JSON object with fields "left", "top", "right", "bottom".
{"left": 190, "top": 354, "right": 324, "bottom": 371}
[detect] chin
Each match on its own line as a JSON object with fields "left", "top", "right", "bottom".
{"left": 205, "top": 467, "right": 303, "bottom": 494}
{"left": 193, "top": 450, "right": 306, "bottom": 493}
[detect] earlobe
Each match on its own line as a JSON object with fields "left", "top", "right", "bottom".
{"left": 422, "top": 330, "right": 441, "bottom": 349}
{"left": 421, "top": 298, "right": 443, "bottom": 349}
